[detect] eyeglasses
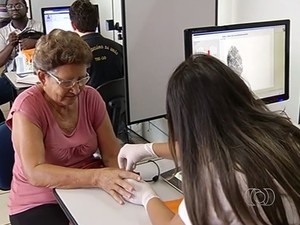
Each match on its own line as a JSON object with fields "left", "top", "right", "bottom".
{"left": 6, "top": 3, "right": 25, "bottom": 11}
{"left": 46, "top": 71, "right": 90, "bottom": 89}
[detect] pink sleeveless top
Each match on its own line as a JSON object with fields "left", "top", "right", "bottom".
{"left": 6, "top": 85, "right": 106, "bottom": 215}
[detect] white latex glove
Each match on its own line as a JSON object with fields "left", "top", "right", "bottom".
{"left": 118, "top": 143, "right": 157, "bottom": 171}
{"left": 124, "top": 179, "right": 159, "bottom": 207}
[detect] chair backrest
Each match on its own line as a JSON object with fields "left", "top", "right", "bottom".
{"left": 0, "top": 122, "right": 14, "bottom": 190}
{"left": 96, "top": 78, "right": 126, "bottom": 136}
{"left": 0, "top": 109, "right": 5, "bottom": 123}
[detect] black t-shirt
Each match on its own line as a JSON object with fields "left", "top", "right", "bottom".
{"left": 82, "top": 33, "right": 123, "bottom": 88}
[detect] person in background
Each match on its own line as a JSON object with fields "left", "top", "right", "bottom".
{"left": 118, "top": 54, "right": 300, "bottom": 224}
{"left": 6, "top": 29, "right": 140, "bottom": 225}
{"left": 0, "top": 0, "right": 42, "bottom": 71}
{"left": 0, "top": 0, "right": 43, "bottom": 121}
{"left": 69, "top": 0, "right": 123, "bottom": 88}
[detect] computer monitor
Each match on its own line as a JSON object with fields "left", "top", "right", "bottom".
{"left": 184, "top": 19, "right": 290, "bottom": 104}
{"left": 41, "top": 5, "right": 100, "bottom": 34}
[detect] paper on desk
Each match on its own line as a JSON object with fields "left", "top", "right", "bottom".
{"left": 16, "top": 73, "right": 39, "bottom": 85}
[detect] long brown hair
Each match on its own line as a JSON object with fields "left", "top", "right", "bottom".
{"left": 166, "top": 54, "right": 300, "bottom": 224}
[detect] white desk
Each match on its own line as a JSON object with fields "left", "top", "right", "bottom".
{"left": 4, "top": 72, "right": 33, "bottom": 90}
{"left": 54, "top": 159, "right": 182, "bottom": 225}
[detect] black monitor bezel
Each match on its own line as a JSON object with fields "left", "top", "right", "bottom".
{"left": 184, "top": 19, "right": 290, "bottom": 104}
{"left": 41, "top": 5, "right": 101, "bottom": 34}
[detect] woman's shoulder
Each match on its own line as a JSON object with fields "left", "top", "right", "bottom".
{"left": 14, "top": 85, "right": 42, "bottom": 105}
{"left": 81, "top": 86, "right": 103, "bottom": 101}
{"left": 6, "top": 85, "right": 45, "bottom": 128}
{"left": 80, "top": 86, "right": 105, "bottom": 111}
{"left": 10, "top": 85, "right": 45, "bottom": 118}
{"left": 84, "top": 85, "right": 99, "bottom": 94}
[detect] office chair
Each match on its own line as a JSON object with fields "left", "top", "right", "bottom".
{"left": 0, "top": 121, "right": 14, "bottom": 190}
{"left": 96, "top": 78, "right": 128, "bottom": 141}
{"left": 0, "top": 109, "right": 5, "bottom": 123}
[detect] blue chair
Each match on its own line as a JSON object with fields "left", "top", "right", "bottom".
{"left": 0, "top": 122, "right": 14, "bottom": 190}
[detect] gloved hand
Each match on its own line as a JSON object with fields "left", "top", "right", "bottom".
{"left": 118, "top": 143, "right": 157, "bottom": 171}
{"left": 124, "top": 179, "right": 159, "bottom": 207}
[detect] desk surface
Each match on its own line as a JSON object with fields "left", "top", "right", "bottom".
{"left": 4, "top": 72, "right": 33, "bottom": 90}
{"left": 55, "top": 159, "right": 182, "bottom": 225}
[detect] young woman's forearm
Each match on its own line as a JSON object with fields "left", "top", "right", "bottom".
{"left": 152, "top": 143, "right": 180, "bottom": 160}
{"left": 146, "top": 198, "right": 176, "bottom": 225}
{"left": 152, "top": 143, "right": 172, "bottom": 159}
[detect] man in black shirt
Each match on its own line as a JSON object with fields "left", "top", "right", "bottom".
{"left": 69, "top": 0, "right": 123, "bottom": 88}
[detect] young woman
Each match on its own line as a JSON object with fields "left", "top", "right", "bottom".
{"left": 119, "top": 54, "right": 300, "bottom": 225}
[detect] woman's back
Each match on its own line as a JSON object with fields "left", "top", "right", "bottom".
{"left": 166, "top": 54, "right": 300, "bottom": 225}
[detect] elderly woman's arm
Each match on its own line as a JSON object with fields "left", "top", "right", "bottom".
{"left": 12, "top": 112, "right": 139, "bottom": 204}
{"left": 96, "top": 113, "right": 121, "bottom": 168}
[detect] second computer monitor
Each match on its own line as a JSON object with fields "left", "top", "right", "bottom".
{"left": 184, "top": 19, "right": 290, "bottom": 104}
{"left": 41, "top": 5, "right": 100, "bottom": 34}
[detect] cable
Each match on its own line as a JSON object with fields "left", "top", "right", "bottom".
{"left": 135, "top": 159, "right": 160, "bottom": 183}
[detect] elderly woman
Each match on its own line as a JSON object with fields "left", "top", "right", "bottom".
{"left": 6, "top": 29, "right": 139, "bottom": 225}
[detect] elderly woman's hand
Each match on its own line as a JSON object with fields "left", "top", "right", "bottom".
{"left": 95, "top": 168, "right": 141, "bottom": 204}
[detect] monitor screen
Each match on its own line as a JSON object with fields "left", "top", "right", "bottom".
{"left": 41, "top": 5, "right": 100, "bottom": 34}
{"left": 184, "top": 19, "right": 290, "bottom": 104}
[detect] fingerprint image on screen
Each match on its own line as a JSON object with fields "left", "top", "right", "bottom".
{"left": 227, "top": 45, "right": 243, "bottom": 75}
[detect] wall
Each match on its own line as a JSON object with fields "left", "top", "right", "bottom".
{"left": 218, "top": 0, "right": 300, "bottom": 124}
{"left": 91, "top": 0, "right": 114, "bottom": 40}
{"left": 122, "top": 0, "right": 216, "bottom": 124}
{"left": 112, "top": 0, "right": 122, "bottom": 43}
{"left": 217, "top": 0, "right": 234, "bottom": 25}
